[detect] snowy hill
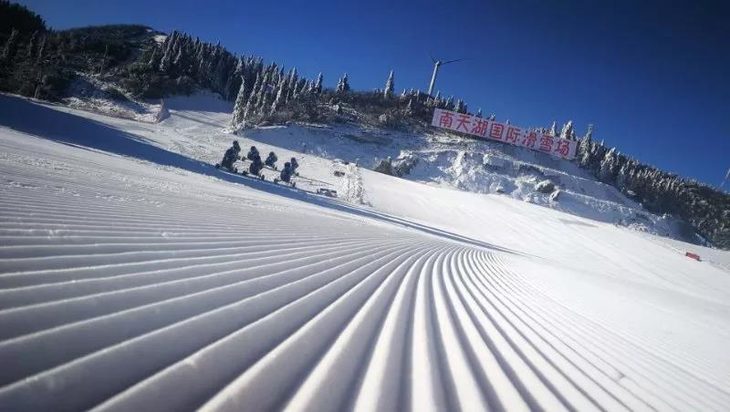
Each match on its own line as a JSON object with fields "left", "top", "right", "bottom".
{"left": 1, "top": 93, "right": 730, "bottom": 411}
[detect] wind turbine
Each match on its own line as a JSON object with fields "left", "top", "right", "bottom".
{"left": 427, "top": 55, "right": 465, "bottom": 96}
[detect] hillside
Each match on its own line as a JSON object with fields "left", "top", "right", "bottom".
{"left": 1, "top": 1, "right": 727, "bottom": 248}
{"left": 1, "top": 91, "right": 730, "bottom": 411}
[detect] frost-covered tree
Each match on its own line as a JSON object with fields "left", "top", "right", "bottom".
{"left": 26, "top": 31, "right": 38, "bottom": 58}
{"left": 155, "top": 99, "right": 170, "bottom": 123}
{"left": 560, "top": 120, "right": 574, "bottom": 140}
{"left": 271, "top": 82, "right": 285, "bottom": 115}
{"left": 147, "top": 46, "right": 160, "bottom": 68}
{"left": 384, "top": 70, "right": 394, "bottom": 98}
{"left": 454, "top": 99, "right": 464, "bottom": 113}
{"left": 231, "top": 77, "right": 247, "bottom": 127}
{"left": 475, "top": 108, "right": 482, "bottom": 118}
{"left": 158, "top": 43, "right": 173, "bottom": 72}
{"left": 584, "top": 123, "right": 594, "bottom": 140}
{"left": 35, "top": 34, "right": 45, "bottom": 62}
{"left": 313, "top": 72, "right": 323, "bottom": 93}
{"left": 336, "top": 73, "right": 350, "bottom": 93}
{"left": 598, "top": 147, "right": 619, "bottom": 183}
{"left": 548, "top": 121, "right": 557, "bottom": 137}
{"left": 1, "top": 28, "right": 19, "bottom": 62}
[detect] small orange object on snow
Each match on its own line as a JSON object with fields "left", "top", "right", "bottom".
{"left": 685, "top": 252, "right": 701, "bottom": 261}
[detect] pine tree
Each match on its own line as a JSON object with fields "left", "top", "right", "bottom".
{"left": 159, "top": 43, "right": 172, "bottom": 72}
{"left": 585, "top": 124, "right": 594, "bottom": 140}
{"left": 313, "top": 72, "right": 323, "bottom": 93}
{"left": 476, "top": 108, "right": 482, "bottom": 118}
{"left": 599, "top": 147, "right": 619, "bottom": 183}
{"left": 2, "top": 28, "right": 19, "bottom": 62}
{"left": 26, "top": 31, "right": 38, "bottom": 58}
{"left": 549, "top": 121, "right": 557, "bottom": 136}
{"left": 384, "top": 70, "right": 394, "bottom": 98}
{"left": 147, "top": 46, "right": 159, "bottom": 68}
{"left": 560, "top": 120, "right": 574, "bottom": 140}
{"left": 336, "top": 73, "right": 350, "bottom": 93}
{"left": 231, "top": 77, "right": 247, "bottom": 127}
{"left": 35, "top": 34, "right": 45, "bottom": 62}
{"left": 271, "top": 83, "right": 284, "bottom": 115}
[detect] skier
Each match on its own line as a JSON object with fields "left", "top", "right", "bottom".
{"left": 290, "top": 157, "right": 299, "bottom": 175}
{"left": 279, "top": 162, "right": 293, "bottom": 183}
{"left": 249, "top": 153, "right": 264, "bottom": 176}
{"left": 220, "top": 140, "right": 241, "bottom": 171}
{"left": 246, "top": 145, "right": 260, "bottom": 161}
{"left": 265, "top": 151, "right": 278, "bottom": 168}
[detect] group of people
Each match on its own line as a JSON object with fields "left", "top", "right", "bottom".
{"left": 220, "top": 140, "right": 299, "bottom": 183}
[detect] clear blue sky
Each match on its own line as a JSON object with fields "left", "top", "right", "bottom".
{"left": 17, "top": 0, "right": 730, "bottom": 187}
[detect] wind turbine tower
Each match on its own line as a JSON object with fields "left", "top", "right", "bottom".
{"left": 427, "top": 56, "right": 465, "bottom": 97}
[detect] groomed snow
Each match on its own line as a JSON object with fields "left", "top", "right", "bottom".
{"left": 1, "top": 93, "right": 729, "bottom": 411}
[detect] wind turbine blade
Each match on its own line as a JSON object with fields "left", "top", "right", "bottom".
{"left": 429, "top": 53, "right": 437, "bottom": 63}
{"left": 442, "top": 58, "right": 466, "bottom": 64}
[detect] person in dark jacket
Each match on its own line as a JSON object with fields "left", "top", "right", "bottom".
{"left": 265, "top": 151, "right": 278, "bottom": 168}
{"left": 246, "top": 146, "right": 259, "bottom": 161}
{"left": 279, "top": 162, "right": 293, "bottom": 183}
{"left": 220, "top": 140, "right": 241, "bottom": 170}
{"left": 290, "top": 157, "right": 299, "bottom": 174}
{"left": 249, "top": 153, "right": 264, "bottom": 176}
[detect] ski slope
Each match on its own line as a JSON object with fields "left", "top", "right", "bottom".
{"left": 1, "top": 93, "right": 729, "bottom": 411}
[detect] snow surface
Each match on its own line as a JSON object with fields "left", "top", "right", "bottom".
{"left": 1, "top": 92, "right": 729, "bottom": 411}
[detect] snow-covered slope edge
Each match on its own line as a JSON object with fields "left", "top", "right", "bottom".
{"left": 1, "top": 94, "right": 729, "bottom": 411}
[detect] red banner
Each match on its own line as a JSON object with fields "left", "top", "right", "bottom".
{"left": 431, "top": 108, "right": 577, "bottom": 160}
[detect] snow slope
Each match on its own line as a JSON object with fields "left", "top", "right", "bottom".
{"left": 1, "top": 93, "right": 729, "bottom": 411}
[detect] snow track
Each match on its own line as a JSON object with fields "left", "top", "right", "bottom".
{"left": 1, "top": 100, "right": 729, "bottom": 411}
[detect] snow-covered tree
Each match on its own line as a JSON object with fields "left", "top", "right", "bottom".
{"left": 155, "top": 99, "right": 170, "bottom": 123}
{"left": 560, "top": 120, "right": 574, "bottom": 140}
{"left": 313, "top": 72, "right": 323, "bottom": 94}
{"left": 147, "top": 46, "right": 160, "bottom": 68}
{"left": 158, "top": 43, "right": 173, "bottom": 72}
{"left": 585, "top": 123, "right": 594, "bottom": 140}
{"left": 1, "top": 28, "right": 19, "bottom": 62}
{"left": 271, "top": 82, "right": 285, "bottom": 114}
{"left": 336, "top": 73, "right": 350, "bottom": 93}
{"left": 231, "top": 77, "right": 247, "bottom": 127}
{"left": 35, "top": 34, "right": 45, "bottom": 62}
{"left": 26, "top": 31, "right": 38, "bottom": 58}
{"left": 384, "top": 70, "right": 394, "bottom": 98}
{"left": 548, "top": 121, "right": 557, "bottom": 137}
{"left": 598, "top": 147, "right": 619, "bottom": 183}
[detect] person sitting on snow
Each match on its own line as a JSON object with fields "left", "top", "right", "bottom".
{"left": 265, "top": 151, "right": 278, "bottom": 168}
{"left": 279, "top": 162, "right": 293, "bottom": 183}
{"left": 220, "top": 140, "right": 241, "bottom": 170}
{"left": 249, "top": 153, "right": 264, "bottom": 176}
{"left": 246, "top": 145, "right": 259, "bottom": 161}
{"left": 290, "top": 157, "right": 299, "bottom": 174}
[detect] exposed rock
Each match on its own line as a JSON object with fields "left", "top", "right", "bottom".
{"left": 535, "top": 180, "right": 555, "bottom": 194}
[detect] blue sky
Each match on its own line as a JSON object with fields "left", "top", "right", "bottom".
{"left": 17, "top": 0, "right": 730, "bottom": 187}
